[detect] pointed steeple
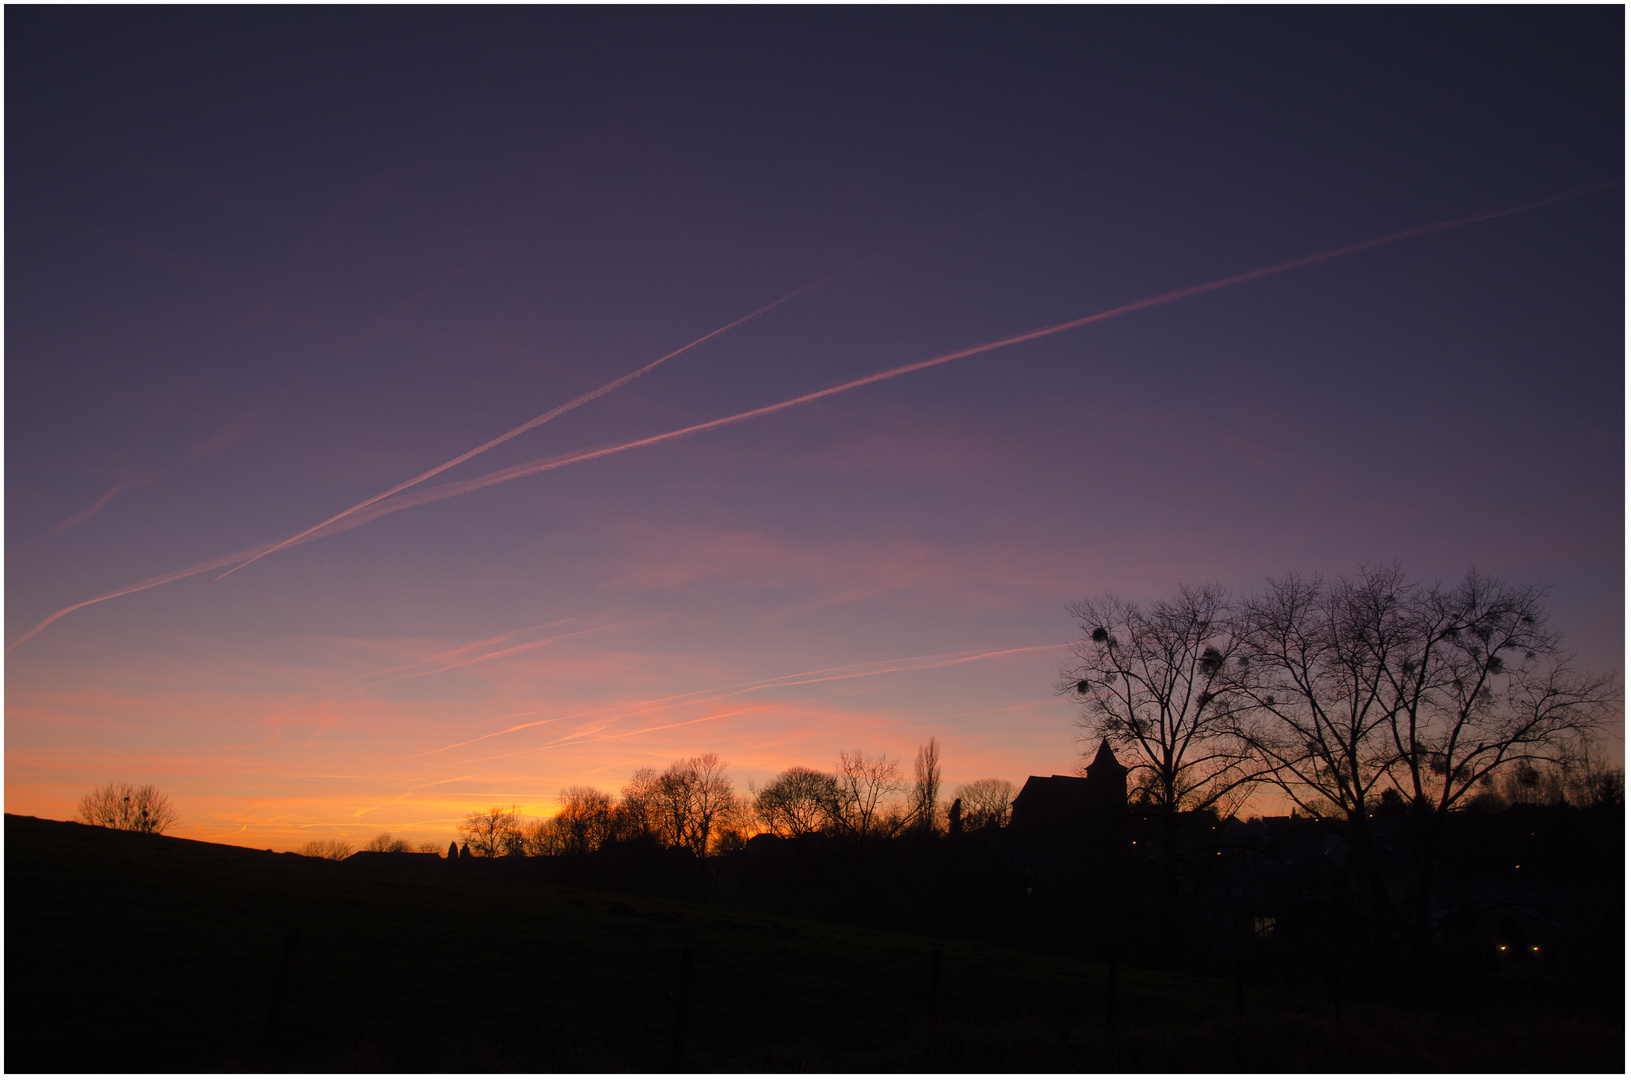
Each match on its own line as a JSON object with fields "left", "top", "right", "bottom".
{"left": 1084, "top": 738, "right": 1128, "bottom": 814}
{"left": 1089, "top": 738, "right": 1124, "bottom": 774}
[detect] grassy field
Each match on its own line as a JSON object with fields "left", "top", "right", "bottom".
{"left": 5, "top": 814, "right": 1620, "bottom": 1071}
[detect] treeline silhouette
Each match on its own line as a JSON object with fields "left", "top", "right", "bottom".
{"left": 333, "top": 566, "right": 1621, "bottom": 1025}
{"left": 393, "top": 740, "right": 1620, "bottom": 1030}
{"left": 411, "top": 743, "right": 1032, "bottom": 940}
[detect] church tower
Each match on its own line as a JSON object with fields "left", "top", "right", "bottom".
{"left": 1083, "top": 738, "right": 1128, "bottom": 817}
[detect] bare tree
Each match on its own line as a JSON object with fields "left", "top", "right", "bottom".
{"left": 1058, "top": 585, "right": 1258, "bottom": 929}
{"left": 1374, "top": 570, "right": 1620, "bottom": 936}
{"left": 752, "top": 766, "right": 839, "bottom": 838}
{"left": 521, "top": 816, "right": 560, "bottom": 856}
{"left": 363, "top": 832, "right": 413, "bottom": 853}
{"left": 708, "top": 792, "right": 757, "bottom": 855}
{"left": 77, "top": 783, "right": 179, "bottom": 835}
{"left": 1558, "top": 736, "right": 1626, "bottom": 809}
{"left": 549, "top": 785, "right": 618, "bottom": 856}
{"left": 1059, "top": 585, "right": 1258, "bottom": 816}
{"left": 617, "top": 766, "right": 662, "bottom": 842}
{"left": 830, "top": 750, "right": 905, "bottom": 840}
{"left": 457, "top": 805, "right": 524, "bottom": 857}
{"left": 301, "top": 838, "right": 354, "bottom": 860}
{"left": 910, "top": 738, "right": 942, "bottom": 833}
{"left": 1233, "top": 565, "right": 1620, "bottom": 955}
{"left": 953, "top": 778, "right": 1015, "bottom": 829}
{"left": 1381, "top": 570, "right": 1618, "bottom": 814}
{"left": 1233, "top": 567, "right": 1412, "bottom": 924}
{"left": 649, "top": 754, "right": 737, "bottom": 858}
{"left": 416, "top": 839, "right": 442, "bottom": 853}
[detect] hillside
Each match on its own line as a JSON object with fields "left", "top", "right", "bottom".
{"left": 5, "top": 815, "right": 1619, "bottom": 1071}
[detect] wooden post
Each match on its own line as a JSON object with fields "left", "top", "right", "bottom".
{"left": 260, "top": 927, "right": 301, "bottom": 1057}
{"left": 1235, "top": 956, "right": 1245, "bottom": 1018}
{"left": 1105, "top": 954, "right": 1118, "bottom": 1038}
{"left": 1331, "top": 957, "right": 1342, "bottom": 1019}
{"left": 929, "top": 947, "right": 943, "bottom": 1029}
{"left": 672, "top": 943, "right": 695, "bottom": 1066}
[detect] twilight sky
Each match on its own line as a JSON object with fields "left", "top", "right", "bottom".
{"left": 6, "top": 8, "right": 1622, "bottom": 850}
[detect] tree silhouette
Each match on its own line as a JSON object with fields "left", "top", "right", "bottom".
{"left": 1378, "top": 570, "right": 1617, "bottom": 940}
{"left": 363, "top": 832, "right": 413, "bottom": 853}
{"left": 76, "top": 783, "right": 178, "bottom": 835}
{"left": 650, "top": 754, "right": 737, "bottom": 858}
{"left": 830, "top": 749, "right": 905, "bottom": 841}
{"left": 753, "top": 766, "right": 839, "bottom": 838}
{"left": 1232, "top": 567, "right": 1412, "bottom": 926}
{"left": 457, "top": 806, "right": 523, "bottom": 857}
{"left": 953, "top": 778, "right": 1014, "bottom": 829}
{"left": 546, "top": 786, "right": 618, "bottom": 855}
{"left": 300, "top": 838, "right": 354, "bottom": 860}
{"left": 911, "top": 738, "right": 942, "bottom": 833}
{"left": 1058, "top": 584, "right": 1260, "bottom": 941}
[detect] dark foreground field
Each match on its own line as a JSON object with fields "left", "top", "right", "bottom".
{"left": 6, "top": 814, "right": 1621, "bottom": 1072}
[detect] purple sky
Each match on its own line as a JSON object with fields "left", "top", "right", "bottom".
{"left": 6, "top": 8, "right": 1622, "bottom": 849}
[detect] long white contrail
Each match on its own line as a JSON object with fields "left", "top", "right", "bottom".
{"left": 213, "top": 281, "right": 823, "bottom": 581}
{"left": 214, "top": 174, "right": 1104, "bottom": 582}
{"left": 9, "top": 182, "right": 1614, "bottom": 651}
{"left": 318, "top": 182, "right": 1621, "bottom": 532}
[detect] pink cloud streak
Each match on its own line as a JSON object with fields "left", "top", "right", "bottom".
{"left": 48, "top": 477, "right": 147, "bottom": 535}
{"left": 422, "top": 642, "right": 1067, "bottom": 756}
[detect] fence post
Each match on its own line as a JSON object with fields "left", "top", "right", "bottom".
{"left": 1105, "top": 954, "right": 1118, "bottom": 1039}
{"left": 930, "top": 947, "right": 943, "bottom": 1029}
{"left": 260, "top": 927, "right": 301, "bottom": 1058}
{"left": 672, "top": 942, "right": 695, "bottom": 1066}
{"left": 1235, "top": 956, "right": 1245, "bottom": 1018}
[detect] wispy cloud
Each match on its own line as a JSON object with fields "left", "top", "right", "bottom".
{"left": 422, "top": 642, "right": 1066, "bottom": 756}
{"left": 48, "top": 477, "right": 149, "bottom": 535}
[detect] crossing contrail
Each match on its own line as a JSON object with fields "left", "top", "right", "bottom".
{"left": 213, "top": 282, "right": 824, "bottom": 581}
{"left": 9, "top": 181, "right": 1614, "bottom": 651}
{"left": 214, "top": 173, "right": 1106, "bottom": 582}
{"left": 350, "top": 618, "right": 579, "bottom": 683}
{"left": 319, "top": 181, "right": 1621, "bottom": 531}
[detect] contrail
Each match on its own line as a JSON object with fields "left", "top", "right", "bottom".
{"left": 213, "top": 281, "right": 823, "bottom": 581}
{"left": 215, "top": 173, "right": 1102, "bottom": 582}
{"left": 351, "top": 618, "right": 578, "bottom": 683}
{"left": 7, "top": 540, "right": 280, "bottom": 651}
{"left": 326, "top": 181, "right": 1621, "bottom": 529}
{"left": 401, "top": 622, "right": 629, "bottom": 679}
{"left": 10, "top": 182, "right": 1614, "bottom": 651}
